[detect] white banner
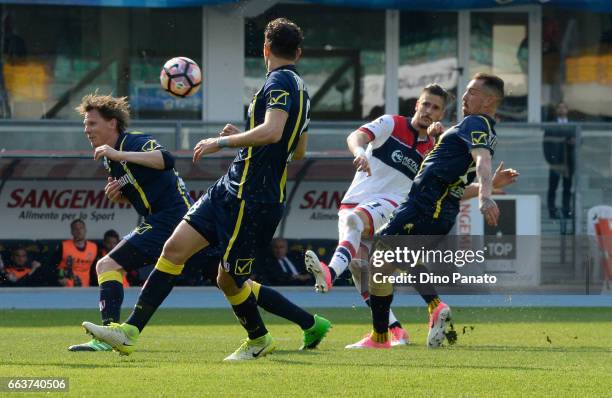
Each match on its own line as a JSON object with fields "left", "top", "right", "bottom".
{"left": 362, "top": 57, "right": 459, "bottom": 117}
{"left": 0, "top": 180, "right": 140, "bottom": 239}
{"left": 282, "top": 182, "right": 345, "bottom": 240}
{"left": 456, "top": 195, "right": 541, "bottom": 287}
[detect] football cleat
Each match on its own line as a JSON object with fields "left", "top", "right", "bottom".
{"left": 82, "top": 322, "right": 139, "bottom": 356}
{"left": 389, "top": 326, "right": 409, "bottom": 347}
{"left": 68, "top": 338, "right": 112, "bottom": 352}
{"left": 345, "top": 334, "right": 391, "bottom": 349}
{"left": 427, "top": 302, "right": 452, "bottom": 348}
{"left": 300, "top": 314, "right": 332, "bottom": 350}
{"left": 304, "top": 250, "right": 332, "bottom": 293}
{"left": 224, "top": 333, "right": 275, "bottom": 361}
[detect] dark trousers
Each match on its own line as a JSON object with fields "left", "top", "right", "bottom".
{"left": 547, "top": 169, "right": 572, "bottom": 214}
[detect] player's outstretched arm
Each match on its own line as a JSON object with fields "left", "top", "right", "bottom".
{"left": 461, "top": 161, "right": 519, "bottom": 200}
{"left": 94, "top": 145, "right": 166, "bottom": 170}
{"left": 472, "top": 148, "right": 499, "bottom": 226}
{"left": 347, "top": 130, "right": 373, "bottom": 176}
{"left": 193, "top": 109, "right": 289, "bottom": 162}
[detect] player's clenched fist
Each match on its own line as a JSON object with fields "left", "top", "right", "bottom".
{"left": 353, "top": 156, "right": 371, "bottom": 176}
{"left": 352, "top": 147, "right": 371, "bottom": 176}
{"left": 220, "top": 124, "right": 241, "bottom": 137}
{"left": 94, "top": 144, "right": 122, "bottom": 161}
{"left": 427, "top": 122, "right": 445, "bottom": 138}
{"left": 193, "top": 138, "right": 221, "bottom": 162}
{"left": 105, "top": 177, "right": 122, "bottom": 202}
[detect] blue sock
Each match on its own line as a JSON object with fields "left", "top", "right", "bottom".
{"left": 256, "top": 285, "right": 314, "bottom": 330}
{"left": 99, "top": 280, "right": 124, "bottom": 325}
{"left": 125, "top": 269, "right": 175, "bottom": 332}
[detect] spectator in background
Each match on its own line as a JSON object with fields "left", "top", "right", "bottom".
{"left": 100, "top": 230, "right": 120, "bottom": 257}
{"left": 55, "top": 219, "right": 98, "bottom": 287}
{"left": 543, "top": 101, "right": 575, "bottom": 219}
{"left": 92, "top": 229, "right": 135, "bottom": 287}
{"left": 0, "top": 246, "right": 42, "bottom": 286}
{"left": 264, "top": 238, "right": 312, "bottom": 286}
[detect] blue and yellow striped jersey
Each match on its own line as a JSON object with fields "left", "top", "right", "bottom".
{"left": 409, "top": 114, "right": 497, "bottom": 220}
{"left": 222, "top": 64, "right": 310, "bottom": 203}
{"left": 103, "top": 131, "right": 192, "bottom": 216}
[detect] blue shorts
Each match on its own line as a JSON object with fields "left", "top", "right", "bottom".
{"left": 378, "top": 199, "right": 455, "bottom": 237}
{"left": 183, "top": 181, "right": 284, "bottom": 285}
{"left": 122, "top": 207, "right": 186, "bottom": 264}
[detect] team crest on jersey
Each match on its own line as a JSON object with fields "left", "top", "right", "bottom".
{"left": 134, "top": 223, "right": 153, "bottom": 235}
{"left": 234, "top": 258, "right": 254, "bottom": 275}
{"left": 267, "top": 90, "right": 289, "bottom": 106}
{"left": 403, "top": 223, "right": 414, "bottom": 233}
{"left": 141, "top": 139, "right": 161, "bottom": 152}
{"left": 471, "top": 131, "right": 488, "bottom": 145}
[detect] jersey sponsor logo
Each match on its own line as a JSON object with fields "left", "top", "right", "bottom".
{"left": 471, "top": 131, "right": 488, "bottom": 145}
{"left": 117, "top": 173, "right": 135, "bottom": 189}
{"left": 234, "top": 258, "right": 254, "bottom": 275}
{"left": 267, "top": 90, "right": 289, "bottom": 106}
{"left": 389, "top": 150, "right": 420, "bottom": 175}
{"left": 141, "top": 139, "right": 162, "bottom": 152}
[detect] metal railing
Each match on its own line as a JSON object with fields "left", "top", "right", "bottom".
{"left": 0, "top": 119, "right": 611, "bottom": 290}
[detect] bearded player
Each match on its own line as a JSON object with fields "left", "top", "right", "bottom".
{"left": 305, "top": 82, "right": 517, "bottom": 348}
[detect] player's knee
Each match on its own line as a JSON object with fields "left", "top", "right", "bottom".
{"left": 160, "top": 238, "right": 188, "bottom": 265}
{"left": 339, "top": 211, "right": 364, "bottom": 234}
{"left": 217, "top": 269, "right": 239, "bottom": 295}
{"left": 96, "top": 256, "right": 121, "bottom": 274}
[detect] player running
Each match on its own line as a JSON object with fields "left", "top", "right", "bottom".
{"left": 360, "top": 73, "right": 510, "bottom": 349}
{"left": 71, "top": 92, "right": 329, "bottom": 354}
{"left": 81, "top": 18, "right": 331, "bottom": 360}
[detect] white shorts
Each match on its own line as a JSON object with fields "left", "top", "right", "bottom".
{"left": 339, "top": 195, "right": 402, "bottom": 239}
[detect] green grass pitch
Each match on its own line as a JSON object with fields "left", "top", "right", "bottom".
{"left": 0, "top": 307, "right": 610, "bottom": 397}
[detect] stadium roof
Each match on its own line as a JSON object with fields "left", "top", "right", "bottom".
{"left": 0, "top": 0, "right": 611, "bottom": 12}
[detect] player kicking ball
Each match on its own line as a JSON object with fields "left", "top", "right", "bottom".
{"left": 305, "top": 84, "right": 444, "bottom": 347}
{"left": 305, "top": 82, "right": 518, "bottom": 348}
{"left": 361, "top": 73, "right": 511, "bottom": 349}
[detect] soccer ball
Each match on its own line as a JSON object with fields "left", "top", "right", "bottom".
{"left": 160, "top": 57, "right": 202, "bottom": 97}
